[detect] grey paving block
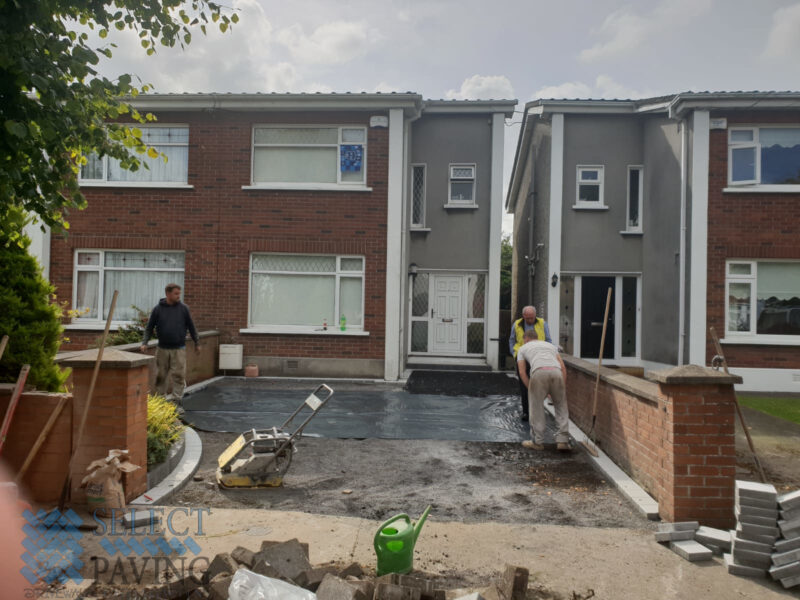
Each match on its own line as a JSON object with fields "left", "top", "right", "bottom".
{"left": 781, "top": 574, "right": 800, "bottom": 588}
{"left": 669, "top": 540, "right": 713, "bottom": 562}
{"left": 724, "top": 553, "right": 768, "bottom": 578}
{"left": 781, "top": 507, "right": 800, "bottom": 522}
{"left": 736, "top": 480, "right": 778, "bottom": 502}
{"left": 779, "top": 518, "right": 800, "bottom": 538}
{"left": 770, "top": 560, "right": 800, "bottom": 581}
{"left": 736, "top": 495, "right": 780, "bottom": 510}
{"left": 778, "top": 489, "right": 800, "bottom": 511}
{"left": 668, "top": 521, "right": 700, "bottom": 531}
{"left": 773, "top": 547, "right": 800, "bottom": 567}
{"left": 737, "top": 521, "right": 780, "bottom": 539}
{"left": 736, "top": 502, "right": 779, "bottom": 519}
{"left": 317, "top": 574, "right": 367, "bottom": 600}
{"left": 231, "top": 546, "right": 256, "bottom": 568}
{"left": 695, "top": 526, "right": 732, "bottom": 551}
{"left": 775, "top": 536, "right": 800, "bottom": 553}
{"left": 256, "top": 538, "right": 312, "bottom": 581}
{"left": 730, "top": 534, "right": 772, "bottom": 554}
{"left": 736, "top": 524, "right": 779, "bottom": 545}
{"left": 202, "top": 552, "right": 239, "bottom": 585}
{"left": 655, "top": 529, "right": 695, "bottom": 542}
{"left": 731, "top": 548, "right": 772, "bottom": 569}
{"left": 735, "top": 508, "right": 778, "bottom": 527}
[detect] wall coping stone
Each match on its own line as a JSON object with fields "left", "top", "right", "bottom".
{"left": 561, "top": 354, "right": 660, "bottom": 405}
{"left": 647, "top": 364, "right": 742, "bottom": 385}
{"left": 57, "top": 347, "right": 154, "bottom": 369}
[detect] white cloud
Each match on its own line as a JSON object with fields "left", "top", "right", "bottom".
{"left": 580, "top": 0, "right": 714, "bottom": 62}
{"left": 445, "top": 75, "right": 515, "bottom": 100}
{"left": 276, "top": 21, "right": 377, "bottom": 66}
{"left": 763, "top": 3, "right": 800, "bottom": 58}
{"left": 533, "top": 75, "right": 651, "bottom": 100}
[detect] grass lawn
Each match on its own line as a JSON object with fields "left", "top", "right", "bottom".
{"left": 737, "top": 395, "right": 800, "bottom": 426}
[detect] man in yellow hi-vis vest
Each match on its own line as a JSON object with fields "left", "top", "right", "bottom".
{"left": 508, "top": 305, "right": 551, "bottom": 421}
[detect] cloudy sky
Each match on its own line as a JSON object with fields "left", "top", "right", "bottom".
{"left": 93, "top": 0, "right": 800, "bottom": 233}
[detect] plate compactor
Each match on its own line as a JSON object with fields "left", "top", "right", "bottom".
{"left": 216, "top": 384, "right": 334, "bottom": 488}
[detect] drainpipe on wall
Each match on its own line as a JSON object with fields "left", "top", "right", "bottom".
{"left": 527, "top": 191, "right": 535, "bottom": 305}
{"left": 678, "top": 119, "right": 687, "bottom": 365}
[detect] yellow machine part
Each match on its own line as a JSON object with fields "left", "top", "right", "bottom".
{"left": 216, "top": 470, "right": 284, "bottom": 488}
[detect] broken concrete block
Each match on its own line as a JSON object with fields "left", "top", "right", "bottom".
{"left": 723, "top": 553, "right": 767, "bottom": 578}
{"left": 255, "top": 538, "right": 312, "bottom": 581}
{"left": 251, "top": 558, "right": 283, "bottom": 580}
{"left": 499, "top": 564, "right": 529, "bottom": 600}
{"left": 778, "top": 489, "right": 800, "bottom": 511}
{"left": 202, "top": 552, "right": 239, "bottom": 585}
{"left": 732, "top": 548, "right": 772, "bottom": 569}
{"left": 207, "top": 574, "right": 234, "bottom": 600}
{"left": 316, "top": 573, "right": 367, "bottom": 600}
{"left": 374, "top": 581, "right": 422, "bottom": 600}
{"left": 346, "top": 579, "right": 375, "bottom": 600}
{"left": 736, "top": 480, "right": 778, "bottom": 503}
{"left": 776, "top": 536, "right": 800, "bottom": 553}
{"left": 694, "top": 526, "right": 732, "bottom": 552}
{"left": 143, "top": 575, "right": 201, "bottom": 600}
{"left": 770, "top": 560, "right": 800, "bottom": 581}
{"left": 295, "top": 566, "right": 339, "bottom": 591}
{"left": 475, "top": 585, "right": 504, "bottom": 600}
{"left": 187, "top": 588, "right": 210, "bottom": 600}
{"left": 781, "top": 574, "right": 800, "bottom": 588}
{"left": 339, "top": 562, "right": 364, "bottom": 579}
{"left": 397, "top": 574, "right": 438, "bottom": 599}
{"left": 231, "top": 545, "right": 256, "bottom": 568}
{"left": 669, "top": 540, "right": 713, "bottom": 562}
{"left": 773, "top": 547, "right": 800, "bottom": 567}
{"left": 260, "top": 538, "right": 310, "bottom": 559}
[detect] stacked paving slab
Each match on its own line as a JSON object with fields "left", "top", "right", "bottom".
{"left": 773, "top": 489, "right": 800, "bottom": 589}
{"left": 725, "top": 480, "right": 779, "bottom": 578}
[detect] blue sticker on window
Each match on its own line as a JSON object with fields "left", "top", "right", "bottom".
{"left": 340, "top": 145, "right": 363, "bottom": 172}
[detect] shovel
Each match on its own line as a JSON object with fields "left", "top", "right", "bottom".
{"left": 581, "top": 287, "right": 612, "bottom": 457}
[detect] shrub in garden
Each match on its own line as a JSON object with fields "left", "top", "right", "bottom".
{"left": 147, "top": 394, "right": 185, "bottom": 467}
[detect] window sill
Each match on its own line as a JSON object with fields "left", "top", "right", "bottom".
{"left": 410, "top": 227, "right": 431, "bottom": 233}
{"left": 79, "top": 182, "right": 194, "bottom": 189}
{"left": 65, "top": 322, "right": 128, "bottom": 331}
{"left": 620, "top": 230, "right": 643, "bottom": 236}
{"left": 240, "top": 327, "right": 369, "bottom": 336}
{"left": 572, "top": 205, "right": 609, "bottom": 211}
{"left": 723, "top": 185, "right": 800, "bottom": 193}
{"left": 443, "top": 204, "right": 479, "bottom": 210}
{"left": 720, "top": 336, "right": 800, "bottom": 346}
{"left": 242, "top": 184, "right": 372, "bottom": 192}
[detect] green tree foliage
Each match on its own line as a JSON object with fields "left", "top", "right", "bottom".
{"left": 0, "top": 0, "right": 238, "bottom": 237}
{"left": 500, "top": 235, "right": 512, "bottom": 310}
{"left": 0, "top": 213, "right": 69, "bottom": 390}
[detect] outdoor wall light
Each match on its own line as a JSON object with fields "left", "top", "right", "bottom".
{"left": 551, "top": 273, "right": 559, "bottom": 287}
{"left": 408, "top": 263, "right": 418, "bottom": 277}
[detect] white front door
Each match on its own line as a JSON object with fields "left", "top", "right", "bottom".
{"left": 431, "top": 275, "right": 462, "bottom": 353}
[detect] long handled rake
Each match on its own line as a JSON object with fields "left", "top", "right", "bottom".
{"left": 580, "top": 287, "right": 613, "bottom": 457}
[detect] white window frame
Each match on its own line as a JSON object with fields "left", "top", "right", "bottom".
{"left": 78, "top": 125, "right": 191, "bottom": 188}
{"left": 244, "top": 253, "right": 367, "bottom": 335}
{"left": 411, "top": 164, "right": 427, "bottom": 228}
{"left": 247, "top": 125, "right": 368, "bottom": 190}
{"left": 724, "top": 260, "right": 800, "bottom": 345}
{"left": 625, "top": 165, "right": 643, "bottom": 233}
{"left": 446, "top": 163, "right": 477, "bottom": 207}
{"left": 727, "top": 125, "right": 800, "bottom": 191}
{"left": 574, "top": 165, "right": 605, "bottom": 209}
{"left": 70, "top": 249, "right": 185, "bottom": 327}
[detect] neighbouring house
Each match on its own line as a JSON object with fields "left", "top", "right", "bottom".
{"left": 29, "top": 93, "right": 515, "bottom": 380}
{"left": 505, "top": 91, "right": 800, "bottom": 392}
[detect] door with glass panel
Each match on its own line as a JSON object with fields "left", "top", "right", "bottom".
{"left": 409, "top": 272, "right": 486, "bottom": 356}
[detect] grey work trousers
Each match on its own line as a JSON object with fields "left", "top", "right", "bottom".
{"left": 155, "top": 347, "right": 187, "bottom": 401}
{"left": 527, "top": 368, "right": 569, "bottom": 445}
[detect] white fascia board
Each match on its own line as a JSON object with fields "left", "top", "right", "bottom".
{"left": 688, "top": 110, "right": 710, "bottom": 367}
{"left": 129, "top": 93, "right": 424, "bottom": 116}
{"left": 527, "top": 99, "right": 669, "bottom": 116}
{"left": 422, "top": 100, "right": 517, "bottom": 117}
{"left": 486, "top": 112, "right": 506, "bottom": 370}
{"left": 669, "top": 94, "right": 800, "bottom": 118}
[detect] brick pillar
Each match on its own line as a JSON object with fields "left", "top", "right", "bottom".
{"left": 650, "top": 365, "right": 741, "bottom": 528}
{"left": 60, "top": 348, "right": 154, "bottom": 505}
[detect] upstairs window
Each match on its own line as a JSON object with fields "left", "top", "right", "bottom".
{"left": 252, "top": 126, "right": 366, "bottom": 186}
{"left": 448, "top": 164, "right": 476, "bottom": 205}
{"left": 626, "top": 166, "right": 643, "bottom": 232}
{"left": 80, "top": 126, "right": 189, "bottom": 185}
{"left": 411, "top": 164, "right": 426, "bottom": 227}
{"left": 729, "top": 127, "right": 800, "bottom": 186}
{"left": 575, "top": 165, "right": 605, "bottom": 208}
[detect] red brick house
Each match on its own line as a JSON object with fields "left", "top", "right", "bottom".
{"left": 31, "top": 93, "right": 515, "bottom": 379}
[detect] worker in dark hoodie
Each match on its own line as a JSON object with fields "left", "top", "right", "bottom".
{"left": 140, "top": 283, "right": 200, "bottom": 404}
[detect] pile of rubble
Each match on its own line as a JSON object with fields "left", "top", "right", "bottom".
{"left": 78, "top": 538, "right": 539, "bottom": 600}
{"left": 654, "top": 480, "right": 800, "bottom": 590}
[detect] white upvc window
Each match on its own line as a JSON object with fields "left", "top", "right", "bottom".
{"left": 249, "top": 254, "right": 364, "bottom": 332}
{"left": 575, "top": 165, "right": 605, "bottom": 208}
{"left": 626, "top": 165, "right": 643, "bottom": 232}
{"left": 411, "top": 164, "right": 426, "bottom": 227}
{"left": 251, "top": 126, "right": 366, "bottom": 186}
{"left": 79, "top": 126, "right": 190, "bottom": 185}
{"left": 729, "top": 126, "right": 800, "bottom": 187}
{"left": 726, "top": 260, "right": 800, "bottom": 342}
{"left": 448, "top": 164, "right": 476, "bottom": 205}
{"left": 73, "top": 250, "right": 185, "bottom": 323}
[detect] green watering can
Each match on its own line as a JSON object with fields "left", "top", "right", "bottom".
{"left": 374, "top": 505, "right": 432, "bottom": 576}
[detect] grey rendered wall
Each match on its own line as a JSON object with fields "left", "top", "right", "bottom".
{"left": 641, "top": 118, "right": 683, "bottom": 364}
{"left": 561, "top": 116, "right": 644, "bottom": 272}
{"left": 408, "top": 114, "right": 492, "bottom": 269}
{"left": 510, "top": 141, "right": 534, "bottom": 319}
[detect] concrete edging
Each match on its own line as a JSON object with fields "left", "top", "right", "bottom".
{"left": 129, "top": 427, "right": 202, "bottom": 506}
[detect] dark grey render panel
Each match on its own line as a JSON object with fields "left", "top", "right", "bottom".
{"left": 409, "top": 114, "right": 492, "bottom": 270}
{"left": 532, "top": 121, "right": 552, "bottom": 318}
{"left": 641, "top": 118, "right": 683, "bottom": 364}
{"left": 561, "top": 116, "right": 644, "bottom": 272}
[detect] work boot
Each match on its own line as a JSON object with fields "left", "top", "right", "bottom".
{"left": 557, "top": 441, "right": 571, "bottom": 452}
{"left": 522, "top": 440, "right": 544, "bottom": 450}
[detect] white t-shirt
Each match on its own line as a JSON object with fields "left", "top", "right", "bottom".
{"left": 516, "top": 340, "right": 561, "bottom": 376}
